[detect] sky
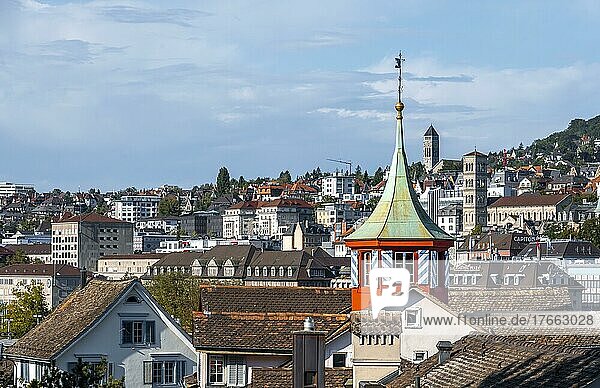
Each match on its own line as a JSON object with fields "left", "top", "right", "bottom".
{"left": 1, "top": 0, "right": 600, "bottom": 192}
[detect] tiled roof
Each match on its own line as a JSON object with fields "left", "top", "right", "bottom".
{"left": 6, "top": 279, "right": 135, "bottom": 360}
{"left": 153, "top": 252, "right": 203, "bottom": 267}
{"left": 488, "top": 193, "right": 570, "bottom": 208}
{"left": 448, "top": 287, "right": 574, "bottom": 314}
{"left": 250, "top": 367, "right": 352, "bottom": 387}
{"left": 193, "top": 312, "right": 349, "bottom": 352}
{"left": 4, "top": 244, "right": 51, "bottom": 255}
{"left": 199, "top": 286, "right": 351, "bottom": 314}
{"left": 387, "top": 334, "right": 600, "bottom": 388}
{"left": 0, "top": 263, "right": 80, "bottom": 277}
{"left": 56, "top": 212, "right": 129, "bottom": 224}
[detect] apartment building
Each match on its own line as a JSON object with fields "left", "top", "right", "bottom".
{"left": 0, "top": 182, "right": 35, "bottom": 198}
{"left": 321, "top": 173, "right": 354, "bottom": 200}
{"left": 51, "top": 213, "right": 134, "bottom": 270}
{"left": 487, "top": 193, "right": 572, "bottom": 229}
{"left": 0, "top": 263, "right": 81, "bottom": 307}
{"left": 254, "top": 199, "right": 313, "bottom": 239}
{"left": 111, "top": 195, "right": 161, "bottom": 223}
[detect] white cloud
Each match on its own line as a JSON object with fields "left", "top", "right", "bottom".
{"left": 313, "top": 108, "right": 391, "bottom": 121}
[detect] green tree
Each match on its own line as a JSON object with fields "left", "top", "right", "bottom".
{"left": 6, "top": 283, "right": 49, "bottom": 338}
{"left": 216, "top": 167, "right": 231, "bottom": 196}
{"left": 372, "top": 167, "right": 385, "bottom": 185}
{"left": 409, "top": 162, "right": 425, "bottom": 181}
{"left": 158, "top": 196, "right": 181, "bottom": 216}
{"left": 95, "top": 203, "right": 110, "bottom": 216}
{"left": 145, "top": 272, "right": 200, "bottom": 332}
{"left": 470, "top": 224, "right": 483, "bottom": 236}
{"left": 277, "top": 170, "right": 292, "bottom": 184}
{"left": 6, "top": 250, "right": 32, "bottom": 265}
{"left": 578, "top": 218, "right": 600, "bottom": 248}
{"left": 26, "top": 358, "right": 123, "bottom": 388}
{"left": 366, "top": 197, "right": 380, "bottom": 211}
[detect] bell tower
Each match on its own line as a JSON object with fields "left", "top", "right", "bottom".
{"left": 344, "top": 52, "right": 454, "bottom": 310}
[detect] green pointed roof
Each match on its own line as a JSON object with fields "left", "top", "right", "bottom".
{"left": 346, "top": 103, "right": 453, "bottom": 242}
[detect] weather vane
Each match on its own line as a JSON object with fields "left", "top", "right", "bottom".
{"left": 394, "top": 51, "right": 405, "bottom": 103}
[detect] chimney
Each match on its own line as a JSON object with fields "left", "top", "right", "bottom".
{"left": 436, "top": 341, "right": 452, "bottom": 365}
{"left": 80, "top": 267, "right": 88, "bottom": 288}
{"left": 293, "top": 317, "right": 325, "bottom": 388}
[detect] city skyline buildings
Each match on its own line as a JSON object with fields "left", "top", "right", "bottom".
{"left": 2, "top": 1, "right": 600, "bottom": 191}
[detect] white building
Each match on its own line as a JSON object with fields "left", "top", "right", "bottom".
{"left": 321, "top": 173, "right": 355, "bottom": 200}
{"left": 222, "top": 201, "right": 260, "bottom": 239}
{"left": 51, "top": 213, "right": 134, "bottom": 271}
{"left": 7, "top": 279, "right": 197, "bottom": 387}
{"left": 0, "top": 182, "right": 35, "bottom": 198}
{"left": 111, "top": 195, "right": 161, "bottom": 223}
{"left": 0, "top": 263, "right": 81, "bottom": 308}
{"left": 135, "top": 216, "right": 180, "bottom": 234}
{"left": 97, "top": 253, "right": 165, "bottom": 280}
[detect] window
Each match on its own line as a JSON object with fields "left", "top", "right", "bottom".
{"left": 227, "top": 356, "right": 246, "bottom": 386}
{"left": 287, "top": 267, "right": 293, "bottom": 277}
{"left": 405, "top": 308, "right": 422, "bottom": 328}
{"left": 414, "top": 351, "right": 427, "bottom": 362}
{"left": 254, "top": 267, "right": 259, "bottom": 277}
{"left": 121, "top": 320, "right": 155, "bottom": 345}
{"left": 21, "top": 361, "right": 29, "bottom": 382}
{"left": 246, "top": 267, "right": 252, "bottom": 277}
{"left": 262, "top": 267, "right": 268, "bottom": 277}
{"left": 363, "top": 252, "right": 372, "bottom": 286}
{"left": 144, "top": 360, "right": 186, "bottom": 386}
{"left": 224, "top": 266, "right": 234, "bottom": 277}
{"left": 208, "top": 265, "right": 218, "bottom": 277}
{"left": 270, "top": 266, "right": 276, "bottom": 277}
{"left": 279, "top": 266, "right": 284, "bottom": 277}
{"left": 209, "top": 356, "right": 225, "bottom": 385}
{"left": 332, "top": 353, "right": 346, "bottom": 367}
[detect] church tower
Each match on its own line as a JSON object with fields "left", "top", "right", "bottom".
{"left": 423, "top": 124, "right": 440, "bottom": 172}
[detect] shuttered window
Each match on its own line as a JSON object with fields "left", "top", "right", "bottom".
{"left": 227, "top": 356, "right": 246, "bottom": 387}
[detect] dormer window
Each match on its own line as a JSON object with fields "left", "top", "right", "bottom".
{"left": 262, "top": 267, "right": 268, "bottom": 277}
{"left": 278, "top": 267, "right": 284, "bottom": 277}
{"left": 254, "top": 267, "right": 259, "bottom": 277}
{"left": 270, "top": 267, "right": 276, "bottom": 277}
{"left": 126, "top": 295, "right": 141, "bottom": 304}
{"left": 287, "top": 267, "right": 293, "bottom": 277}
{"left": 246, "top": 267, "right": 252, "bottom": 277}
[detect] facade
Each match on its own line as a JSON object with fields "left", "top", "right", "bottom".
{"left": 315, "top": 202, "right": 367, "bottom": 228}
{"left": 282, "top": 222, "right": 330, "bottom": 251}
{"left": 487, "top": 193, "right": 571, "bottom": 229}
{"left": 344, "top": 63, "right": 456, "bottom": 385}
{"left": 437, "top": 203, "right": 462, "bottom": 237}
{"left": 111, "top": 195, "right": 161, "bottom": 223}
{"left": 97, "top": 253, "right": 166, "bottom": 280}
{"left": 462, "top": 150, "right": 488, "bottom": 234}
{"left": 7, "top": 279, "right": 197, "bottom": 387}
{"left": 135, "top": 216, "right": 180, "bottom": 234}
{"left": 254, "top": 199, "right": 313, "bottom": 239}
{"left": 0, "top": 182, "right": 35, "bottom": 198}
{"left": 3, "top": 244, "right": 51, "bottom": 263}
{"left": 51, "top": 213, "right": 134, "bottom": 271}
{"left": 133, "top": 232, "right": 177, "bottom": 253}
{"left": 244, "top": 250, "right": 333, "bottom": 287}
{"left": 321, "top": 173, "right": 355, "bottom": 200}
{"left": 423, "top": 124, "right": 440, "bottom": 172}
{"left": 0, "top": 264, "right": 81, "bottom": 307}
{"left": 222, "top": 201, "right": 260, "bottom": 239}
{"left": 180, "top": 211, "right": 222, "bottom": 238}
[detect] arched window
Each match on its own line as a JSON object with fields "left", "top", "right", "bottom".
{"left": 263, "top": 267, "right": 268, "bottom": 277}
{"left": 247, "top": 267, "right": 252, "bottom": 277}
{"left": 279, "top": 266, "right": 284, "bottom": 277}
{"left": 287, "top": 267, "right": 293, "bottom": 277}
{"left": 254, "top": 267, "right": 259, "bottom": 277}
{"left": 270, "top": 267, "right": 276, "bottom": 277}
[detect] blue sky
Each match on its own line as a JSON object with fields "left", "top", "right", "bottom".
{"left": 1, "top": 0, "right": 600, "bottom": 191}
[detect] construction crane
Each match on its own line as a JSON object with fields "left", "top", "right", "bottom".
{"left": 326, "top": 158, "right": 352, "bottom": 175}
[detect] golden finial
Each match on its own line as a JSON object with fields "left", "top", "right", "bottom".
{"left": 395, "top": 52, "right": 405, "bottom": 119}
